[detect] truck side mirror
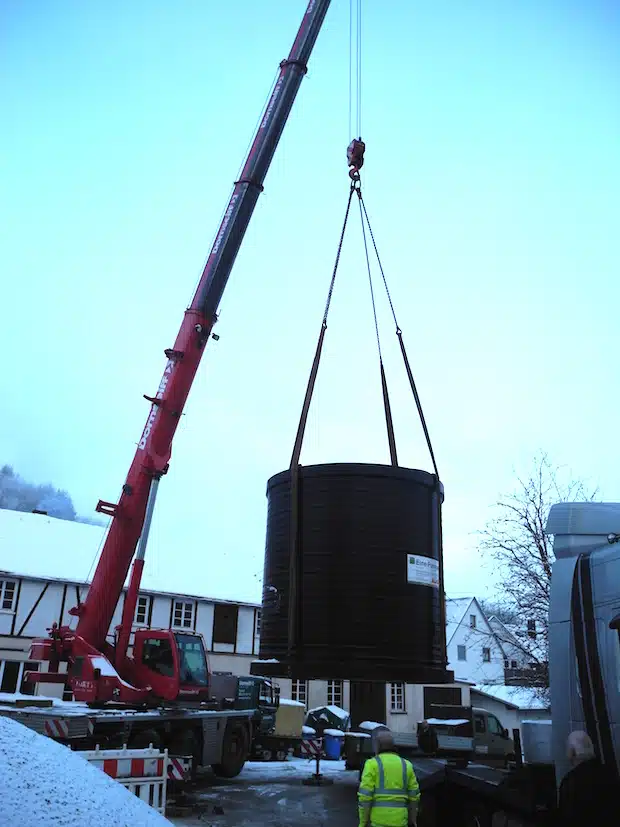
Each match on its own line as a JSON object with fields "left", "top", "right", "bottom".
{"left": 609, "top": 612, "right": 620, "bottom": 631}
{"left": 503, "top": 728, "right": 509, "bottom": 739}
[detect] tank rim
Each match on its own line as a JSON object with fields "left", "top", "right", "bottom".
{"left": 267, "top": 462, "right": 442, "bottom": 494}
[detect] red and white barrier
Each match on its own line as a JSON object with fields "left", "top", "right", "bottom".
{"left": 300, "top": 737, "right": 323, "bottom": 758}
{"left": 43, "top": 719, "right": 69, "bottom": 739}
{"left": 167, "top": 755, "right": 190, "bottom": 782}
{"left": 81, "top": 745, "right": 168, "bottom": 815}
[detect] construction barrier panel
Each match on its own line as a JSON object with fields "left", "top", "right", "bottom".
{"left": 300, "top": 737, "right": 323, "bottom": 758}
{"left": 80, "top": 745, "right": 169, "bottom": 815}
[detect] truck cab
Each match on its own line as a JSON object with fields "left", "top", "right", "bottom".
{"left": 235, "top": 676, "right": 280, "bottom": 735}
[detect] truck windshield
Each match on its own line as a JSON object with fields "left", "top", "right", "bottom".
{"left": 175, "top": 634, "right": 209, "bottom": 686}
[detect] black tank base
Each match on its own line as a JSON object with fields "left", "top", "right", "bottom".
{"left": 302, "top": 774, "right": 334, "bottom": 786}
{"left": 251, "top": 660, "right": 453, "bottom": 684}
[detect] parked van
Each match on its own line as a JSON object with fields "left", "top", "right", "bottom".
{"left": 428, "top": 707, "right": 515, "bottom": 766}
{"left": 472, "top": 707, "right": 515, "bottom": 765}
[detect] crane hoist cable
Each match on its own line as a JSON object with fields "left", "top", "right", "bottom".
{"left": 288, "top": 145, "right": 440, "bottom": 483}
{"left": 348, "top": 0, "right": 363, "bottom": 144}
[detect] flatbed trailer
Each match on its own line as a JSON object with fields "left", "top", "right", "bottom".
{"left": 350, "top": 725, "right": 554, "bottom": 826}
{"left": 0, "top": 697, "right": 256, "bottom": 780}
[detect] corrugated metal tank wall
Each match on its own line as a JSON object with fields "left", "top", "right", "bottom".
{"left": 252, "top": 463, "right": 451, "bottom": 683}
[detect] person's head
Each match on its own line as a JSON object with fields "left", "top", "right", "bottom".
{"left": 374, "top": 730, "right": 395, "bottom": 755}
{"left": 566, "top": 730, "right": 595, "bottom": 766}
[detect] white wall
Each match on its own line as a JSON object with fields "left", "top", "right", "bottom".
{"left": 236, "top": 606, "right": 255, "bottom": 655}
{"left": 209, "top": 653, "right": 255, "bottom": 675}
{"left": 447, "top": 603, "right": 505, "bottom": 684}
{"left": 0, "top": 574, "right": 261, "bottom": 689}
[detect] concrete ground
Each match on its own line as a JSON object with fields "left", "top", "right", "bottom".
{"left": 169, "top": 759, "right": 359, "bottom": 827}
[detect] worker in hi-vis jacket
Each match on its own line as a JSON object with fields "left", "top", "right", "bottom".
{"left": 358, "top": 730, "right": 421, "bottom": 827}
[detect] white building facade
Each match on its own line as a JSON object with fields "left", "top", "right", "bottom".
{"left": 0, "top": 568, "right": 261, "bottom": 697}
{"left": 0, "top": 509, "right": 548, "bottom": 735}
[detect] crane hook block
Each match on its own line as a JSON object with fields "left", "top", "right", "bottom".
{"left": 347, "top": 138, "right": 365, "bottom": 180}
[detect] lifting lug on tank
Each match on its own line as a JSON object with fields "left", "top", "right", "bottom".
{"left": 347, "top": 138, "right": 365, "bottom": 181}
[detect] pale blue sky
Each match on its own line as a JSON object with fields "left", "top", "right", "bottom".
{"left": 2, "top": 0, "right": 619, "bottom": 602}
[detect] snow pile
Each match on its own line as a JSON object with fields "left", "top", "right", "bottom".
{"left": 426, "top": 718, "right": 469, "bottom": 726}
{"left": 344, "top": 732, "right": 371, "bottom": 739}
{"left": 323, "top": 729, "right": 345, "bottom": 737}
{"left": 307, "top": 705, "right": 350, "bottom": 725}
{"left": 0, "top": 717, "right": 172, "bottom": 826}
{"left": 302, "top": 726, "right": 317, "bottom": 736}
{"left": 359, "top": 721, "right": 384, "bottom": 730}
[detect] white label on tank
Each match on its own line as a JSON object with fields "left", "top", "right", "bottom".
{"left": 406, "top": 554, "right": 440, "bottom": 587}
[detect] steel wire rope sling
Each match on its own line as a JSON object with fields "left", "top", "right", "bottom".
{"left": 284, "top": 0, "right": 445, "bottom": 664}
{"left": 286, "top": 166, "right": 444, "bottom": 660}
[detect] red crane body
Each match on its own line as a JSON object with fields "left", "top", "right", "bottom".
{"left": 28, "top": 0, "right": 331, "bottom": 704}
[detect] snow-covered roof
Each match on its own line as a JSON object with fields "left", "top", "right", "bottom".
{"left": 445, "top": 597, "right": 474, "bottom": 628}
{"left": 0, "top": 508, "right": 260, "bottom": 606}
{"left": 472, "top": 684, "right": 550, "bottom": 711}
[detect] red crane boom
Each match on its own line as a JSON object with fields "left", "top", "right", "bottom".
{"left": 29, "top": 0, "right": 331, "bottom": 704}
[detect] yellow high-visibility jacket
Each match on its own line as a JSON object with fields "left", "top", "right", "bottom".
{"left": 358, "top": 751, "right": 420, "bottom": 827}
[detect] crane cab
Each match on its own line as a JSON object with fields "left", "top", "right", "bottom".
{"left": 132, "top": 628, "right": 211, "bottom": 702}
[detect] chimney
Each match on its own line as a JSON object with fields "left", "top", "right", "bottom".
{"left": 32, "top": 509, "right": 48, "bottom": 516}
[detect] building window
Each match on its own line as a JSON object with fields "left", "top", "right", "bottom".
{"left": 510, "top": 660, "right": 517, "bottom": 669}
{"left": 213, "top": 604, "right": 238, "bottom": 645}
{"left": 0, "top": 580, "right": 16, "bottom": 611}
{"left": 0, "top": 661, "right": 37, "bottom": 694}
{"left": 255, "top": 610, "right": 261, "bottom": 637}
{"left": 291, "top": 679, "right": 307, "bottom": 706}
{"left": 20, "top": 662, "right": 38, "bottom": 696}
{"left": 390, "top": 682, "right": 406, "bottom": 713}
{"left": 327, "top": 680, "right": 343, "bottom": 708}
{"left": 482, "top": 647, "right": 491, "bottom": 663}
{"left": 134, "top": 595, "right": 151, "bottom": 626}
{"left": 173, "top": 600, "right": 194, "bottom": 629}
{"left": 527, "top": 619, "right": 537, "bottom": 639}
{"left": 470, "top": 614, "right": 476, "bottom": 628}
{"left": 504, "top": 658, "right": 509, "bottom": 668}
{"left": 457, "top": 645, "right": 467, "bottom": 661}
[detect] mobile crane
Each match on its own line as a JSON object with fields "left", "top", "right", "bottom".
{"left": 1, "top": 0, "right": 332, "bottom": 777}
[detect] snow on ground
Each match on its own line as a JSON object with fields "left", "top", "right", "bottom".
{"left": 239, "top": 758, "right": 349, "bottom": 780}
{"left": 0, "top": 716, "right": 172, "bottom": 827}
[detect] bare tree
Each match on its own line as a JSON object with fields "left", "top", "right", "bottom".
{"left": 478, "top": 453, "right": 597, "bottom": 693}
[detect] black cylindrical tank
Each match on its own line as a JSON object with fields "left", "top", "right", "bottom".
{"left": 252, "top": 463, "right": 452, "bottom": 683}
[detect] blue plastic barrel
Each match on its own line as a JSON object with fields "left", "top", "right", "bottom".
{"left": 323, "top": 730, "right": 344, "bottom": 760}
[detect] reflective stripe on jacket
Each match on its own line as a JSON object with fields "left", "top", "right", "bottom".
{"left": 358, "top": 752, "right": 420, "bottom": 827}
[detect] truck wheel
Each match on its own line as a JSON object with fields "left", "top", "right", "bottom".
{"left": 128, "top": 728, "right": 163, "bottom": 751}
{"left": 262, "top": 749, "right": 273, "bottom": 762}
{"left": 212, "top": 721, "right": 250, "bottom": 778}
{"left": 276, "top": 750, "right": 287, "bottom": 761}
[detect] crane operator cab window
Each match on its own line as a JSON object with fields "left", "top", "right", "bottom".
{"left": 175, "top": 633, "right": 209, "bottom": 686}
{"left": 141, "top": 637, "right": 175, "bottom": 678}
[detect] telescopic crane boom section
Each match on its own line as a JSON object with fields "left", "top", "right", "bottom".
{"left": 28, "top": 0, "right": 332, "bottom": 704}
